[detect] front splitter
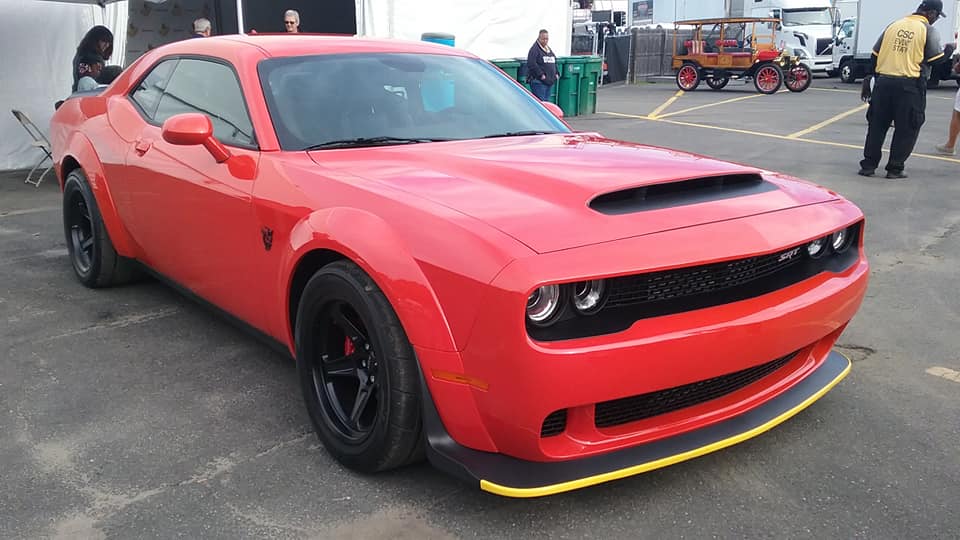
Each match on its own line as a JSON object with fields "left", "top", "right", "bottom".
{"left": 422, "top": 351, "right": 851, "bottom": 498}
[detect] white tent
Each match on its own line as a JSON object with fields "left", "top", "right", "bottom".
{"left": 1, "top": 0, "right": 126, "bottom": 172}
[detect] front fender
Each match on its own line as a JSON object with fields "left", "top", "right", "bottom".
{"left": 60, "top": 133, "right": 136, "bottom": 257}
{"left": 281, "top": 207, "right": 459, "bottom": 353}
{"left": 278, "top": 207, "right": 502, "bottom": 452}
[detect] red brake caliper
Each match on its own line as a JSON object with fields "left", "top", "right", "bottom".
{"left": 344, "top": 336, "right": 355, "bottom": 356}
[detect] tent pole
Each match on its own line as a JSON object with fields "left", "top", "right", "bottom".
{"left": 236, "top": 0, "right": 245, "bottom": 34}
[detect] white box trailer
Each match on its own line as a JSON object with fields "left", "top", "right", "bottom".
{"left": 627, "top": 0, "right": 725, "bottom": 26}
{"left": 832, "top": 0, "right": 958, "bottom": 86}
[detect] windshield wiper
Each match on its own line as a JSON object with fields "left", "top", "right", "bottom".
{"left": 304, "top": 136, "right": 449, "bottom": 150}
{"left": 482, "top": 130, "right": 559, "bottom": 139}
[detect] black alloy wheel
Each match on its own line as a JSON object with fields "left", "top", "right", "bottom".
{"left": 61, "top": 169, "right": 137, "bottom": 288}
{"left": 65, "top": 189, "right": 94, "bottom": 276}
{"left": 311, "top": 299, "right": 381, "bottom": 442}
{"left": 296, "top": 260, "right": 423, "bottom": 472}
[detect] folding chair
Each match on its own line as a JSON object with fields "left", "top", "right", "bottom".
{"left": 11, "top": 109, "right": 55, "bottom": 187}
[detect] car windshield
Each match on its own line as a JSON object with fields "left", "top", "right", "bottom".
{"left": 258, "top": 53, "right": 570, "bottom": 151}
{"left": 782, "top": 9, "right": 833, "bottom": 27}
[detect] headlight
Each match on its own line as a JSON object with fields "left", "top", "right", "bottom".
{"left": 573, "top": 280, "right": 607, "bottom": 314}
{"left": 831, "top": 227, "right": 853, "bottom": 253}
{"left": 807, "top": 237, "right": 827, "bottom": 258}
{"left": 527, "top": 285, "right": 562, "bottom": 325}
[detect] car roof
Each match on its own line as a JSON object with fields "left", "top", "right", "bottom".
{"left": 151, "top": 33, "right": 478, "bottom": 60}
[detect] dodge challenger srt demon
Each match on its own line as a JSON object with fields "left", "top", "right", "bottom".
{"left": 49, "top": 34, "right": 868, "bottom": 497}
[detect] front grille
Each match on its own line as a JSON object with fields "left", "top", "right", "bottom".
{"left": 605, "top": 245, "right": 803, "bottom": 309}
{"left": 541, "top": 409, "right": 568, "bottom": 437}
{"left": 817, "top": 38, "right": 833, "bottom": 56}
{"left": 594, "top": 351, "right": 798, "bottom": 429}
{"left": 527, "top": 222, "right": 862, "bottom": 342}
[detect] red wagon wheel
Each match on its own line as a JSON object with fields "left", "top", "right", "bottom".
{"left": 676, "top": 65, "right": 701, "bottom": 91}
{"left": 754, "top": 64, "right": 783, "bottom": 94}
{"left": 786, "top": 63, "right": 812, "bottom": 92}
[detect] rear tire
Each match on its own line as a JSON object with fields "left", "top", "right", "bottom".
{"left": 676, "top": 64, "right": 701, "bottom": 91}
{"left": 295, "top": 260, "right": 424, "bottom": 473}
{"left": 62, "top": 169, "right": 137, "bottom": 288}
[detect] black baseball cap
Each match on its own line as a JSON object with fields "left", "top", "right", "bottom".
{"left": 919, "top": 0, "right": 947, "bottom": 18}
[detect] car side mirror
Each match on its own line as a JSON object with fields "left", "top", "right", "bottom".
{"left": 542, "top": 101, "right": 564, "bottom": 119}
{"left": 161, "top": 113, "right": 231, "bottom": 163}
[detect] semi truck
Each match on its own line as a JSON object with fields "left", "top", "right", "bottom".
{"left": 831, "top": 0, "right": 959, "bottom": 86}
{"left": 740, "top": 0, "right": 840, "bottom": 74}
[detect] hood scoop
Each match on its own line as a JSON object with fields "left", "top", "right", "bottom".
{"left": 589, "top": 174, "right": 775, "bottom": 216}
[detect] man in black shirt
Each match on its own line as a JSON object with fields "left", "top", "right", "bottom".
{"left": 526, "top": 29, "right": 559, "bottom": 101}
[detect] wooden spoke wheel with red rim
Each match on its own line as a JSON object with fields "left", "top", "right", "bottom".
{"left": 676, "top": 64, "right": 701, "bottom": 91}
{"left": 786, "top": 63, "right": 812, "bottom": 92}
{"left": 706, "top": 76, "right": 730, "bottom": 90}
{"left": 754, "top": 64, "right": 783, "bottom": 94}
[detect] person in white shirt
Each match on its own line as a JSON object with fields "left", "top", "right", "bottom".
{"left": 934, "top": 61, "right": 960, "bottom": 156}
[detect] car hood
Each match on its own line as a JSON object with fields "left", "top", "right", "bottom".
{"left": 309, "top": 134, "right": 838, "bottom": 253}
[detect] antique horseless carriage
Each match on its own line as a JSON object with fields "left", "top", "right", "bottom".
{"left": 672, "top": 18, "right": 813, "bottom": 94}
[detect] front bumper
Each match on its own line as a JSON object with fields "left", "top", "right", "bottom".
{"left": 424, "top": 350, "right": 850, "bottom": 498}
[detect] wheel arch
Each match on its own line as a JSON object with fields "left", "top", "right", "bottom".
{"left": 59, "top": 134, "right": 137, "bottom": 257}
{"left": 281, "top": 211, "right": 501, "bottom": 453}
{"left": 281, "top": 208, "right": 460, "bottom": 356}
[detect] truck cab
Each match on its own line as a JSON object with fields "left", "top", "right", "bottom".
{"left": 748, "top": 0, "right": 838, "bottom": 74}
{"left": 830, "top": 0, "right": 958, "bottom": 86}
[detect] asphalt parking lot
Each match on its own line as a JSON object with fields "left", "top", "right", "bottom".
{"left": 3, "top": 78, "right": 959, "bottom": 539}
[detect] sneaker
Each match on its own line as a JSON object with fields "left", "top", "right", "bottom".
{"left": 857, "top": 168, "right": 876, "bottom": 177}
{"left": 935, "top": 144, "right": 956, "bottom": 156}
{"left": 886, "top": 171, "right": 908, "bottom": 179}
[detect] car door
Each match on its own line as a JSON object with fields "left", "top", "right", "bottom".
{"left": 124, "top": 56, "right": 266, "bottom": 327}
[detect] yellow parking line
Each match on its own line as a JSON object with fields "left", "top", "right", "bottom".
{"left": 657, "top": 93, "right": 767, "bottom": 119}
{"left": 926, "top": 366, "right": 960, "bottom": 383}
{"left": 648, "top": 90, "right": 684, "bottom": 119}
{"left": 602, "top": 111, "right": 653, "bottom": 120}
{"left": 597, "top": 111, "right": 960, "bottom": 165}
{"left": 787, "top": 104, "right": 869, "bottom": 139}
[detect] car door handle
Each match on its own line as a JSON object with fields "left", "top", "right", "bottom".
{"left": 134, "top": 138, "right": 152, "bottom": 155}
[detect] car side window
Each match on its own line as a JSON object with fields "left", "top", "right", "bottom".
{"left": 130, "top": 59, "right": 177, "bottom": 119}
{"left": 153, "top": 58, "right": 256, "bottom": 148}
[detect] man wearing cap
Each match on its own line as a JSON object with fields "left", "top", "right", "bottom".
{"left": 859, "top": 0, "right": 947, "bottom": 179}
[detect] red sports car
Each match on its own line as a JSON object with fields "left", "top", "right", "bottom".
{"left": 49, "top": 35, "right": 868, "bottom": 497}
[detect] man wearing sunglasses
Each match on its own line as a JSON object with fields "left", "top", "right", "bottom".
{"left": 284, "top": 10, "right": 300, "bottom": 33}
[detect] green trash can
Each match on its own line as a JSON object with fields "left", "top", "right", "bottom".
{"left": 579, "top": 56, "right": 603, "bottom": 115}
{"left": 557, "top": 56, "right": 586, "bottom": 117}
{"left": 490, "top": 58, "right": 521, "bottom": 83}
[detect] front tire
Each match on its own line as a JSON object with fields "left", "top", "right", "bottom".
{"left": 706, "top": 76, "right": 730, "bottom": 90}
{"left": 839, "top": 60, "right": 856, "bottom": 84}
{"left": 295, "top": 260, "right": 423, "bottom": 473}
{"left": 62, "top": 169, "right": 137, "bottom": 288}
{"left": 785, "top": 64, "right": 812, "bottom": 92}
